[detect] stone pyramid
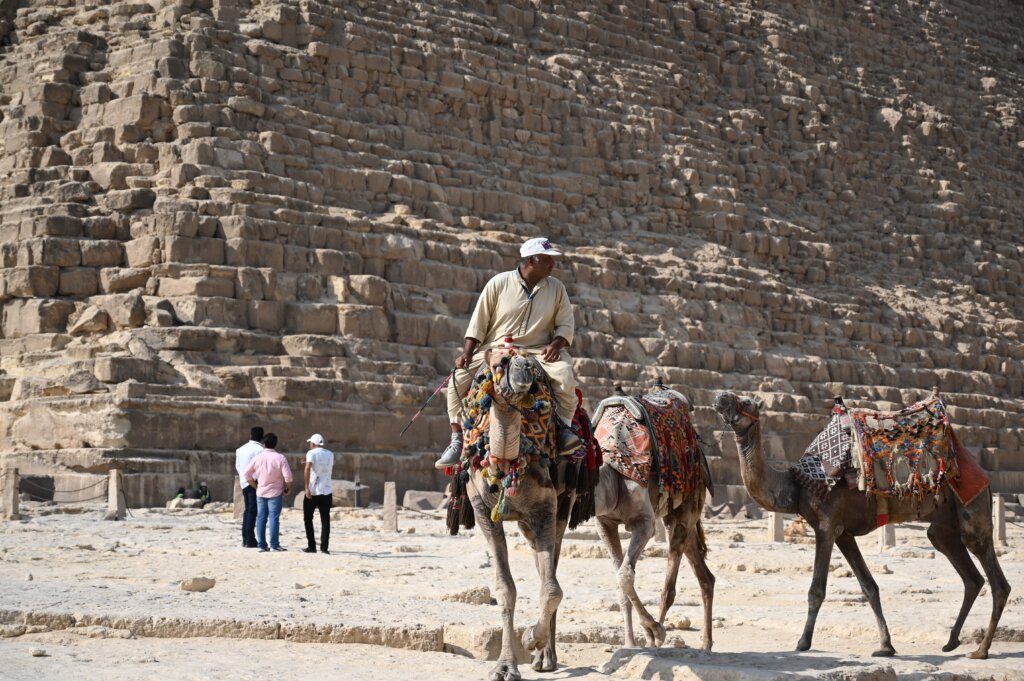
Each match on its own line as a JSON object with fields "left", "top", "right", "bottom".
{"left": 1, "top": 0, "right": 1022, "bottom": 505}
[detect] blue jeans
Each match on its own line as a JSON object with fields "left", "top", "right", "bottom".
{"left": 256, "top": 495, "right": 284, "bottom": 549}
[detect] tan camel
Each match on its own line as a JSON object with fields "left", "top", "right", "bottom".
{"left": 451, "top": 349, "right": 592, "bottom": 681}
{"left": 593, "top": 390, "right": 715, "bottom": 650}
{"left": 713, "top": 391, "right": 1010, "bottom": 659}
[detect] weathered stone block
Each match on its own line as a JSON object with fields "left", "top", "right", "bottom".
{"left": 1, "top": 267, "right": 59, "bottom": 298}
{"left": 80, "top": 240, "right": 124, "bottom": 267}
{"left": 95, "top": 356, "right": 156, "bottom": 383}
{"left": 99, "top": 268, "right": 150, "bottom": 293}
{"left": 1, "top": 299, "right": 75, "bottom": 337}
{"left": 92, "top": 293, "right": 146, "bottom": 328}
{"left": 285, "top": 303, "right": 337, "bottom": 335}
{"left": 337, "top": 304, "right": 389, "bottom": 340}
{"left": 59, "top": 268, "right": 99, "bottom": 297}
{"left": 125, "top": 237, "right": 162, "bottom": 267}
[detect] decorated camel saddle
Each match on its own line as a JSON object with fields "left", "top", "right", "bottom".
{"left": 593, "top": 386, "right": 708, "bottom": 516}
{"left": 791, "top": 392, "right": 988, "bottom": 505}
{"left": 445, "top": 347, "right": 602, "bottom": 529}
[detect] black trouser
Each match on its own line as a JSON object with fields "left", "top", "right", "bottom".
{"left": 303, "top": 493, "right": 332, "bottom": 551}
{"left": 241, "top": 485, "right": 258, "bottom": 546}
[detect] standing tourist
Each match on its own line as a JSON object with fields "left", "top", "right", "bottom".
{"left": 302, "top": 433, "right": 334, "bottom": 554}
{"left": 244, "top": 433, "right": 292, "bottom": 552}
{"left": 235, "top": 426, "right": 264, "bottom": 548}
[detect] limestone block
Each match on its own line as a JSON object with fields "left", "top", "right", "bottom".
{"left": 331, "top": 274, "right": 390, "bottom": 306}
{"left": 402, "top": 490, "right": 445, "bottom": 510}
{"left": 171, "top": 297, "right": 247, "bottom": 328}
{"left": 281, "top": 335, "right": 348, "bottom": 357}
{"left": 125, "top": 238, "right": 162, "bottom": 267}
{"left": 92, "top": 293, "right": 146, "bottom": 328}
{"left": 285, "top": 303, "right": 337, "bottom": 335}
{"left": 338, "top": 304, "right": 389, "bottom": 340}
{"left": 1, "top": 299, "right": 75, "bottom": 337}
{"left": 90, "top": 162, "right": 154, "bottom": 190}
{"left": 158, "top": 276, "right": 235, "bottom": 298}
{"left": 164, "top": 237, "right": 225, "bottom": 265}
{"left": 99, "top": 268, "right": 150, "bottom": 293}
{"left": 105, "top": 188, "right": 157, "bottom": 212}
{"left": 95, "top": 356, "right": 156, "bottom": 383}
{"left": 255, "top": 377, "right": 332, "bottom": 402}
{"left": 59, "top": 268, "right": 99, "bottom": 297}
{"left": 39, "top": 238, "right": 81, "bottom": 267}
{"left": 80, "top": 240, "right": 124, "bottom": 267}
{"left": 68, "top": 305, "right": 110, "bottom": 335}
{"left": 247, "top": 300, "right": 285, "bottom": 330}
{"left": 2, "top": 267, "right": 59, "bottom": 298}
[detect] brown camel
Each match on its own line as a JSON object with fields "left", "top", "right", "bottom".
{"left": 593, "top": 390, "right": 715, "bottom": 649}
{"left": 450, "top": 349, "right": 593, "bottom": 681}
{"left": 713, "top": 391, "right": 1010, "bottom": 659}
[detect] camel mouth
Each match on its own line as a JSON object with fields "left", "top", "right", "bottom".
{"left": 713, "top": 392, "right": 737, "bottom": 420}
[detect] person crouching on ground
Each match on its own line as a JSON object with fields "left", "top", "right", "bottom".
{"left": 303, "top": 433, "right": 334, "bottom": 555}
{"left": 244, "top": 433, "right": 292, "bottom": 552}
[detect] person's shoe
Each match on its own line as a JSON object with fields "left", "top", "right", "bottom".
{"left": 556, "top": 424, "right": 582, "bottom": 455}
{"left": 302, "top": 547, "right": 317, "bottom": 553}
{"left": 245, "top": 543, "right": 260, "bottom": 548}
{"left": 272, "top": 546, "right": 287, "bottom": 552}
{"left": 434, "top": 432, "right": 463, "bottom": 469}
{"left": 259, "top": 547, "right": 269, "bottom": 552}
{"left": 320, "top": 548, "right": 330, "bottom": 555}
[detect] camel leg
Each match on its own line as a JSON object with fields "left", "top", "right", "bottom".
{"left": 927, "top": 518, "right": 984, "bottom": 653}
{"left": 471, "top": 492, "right": 520, "bottom": 681}
{"left": 519, "top": 499, "right": 563, "bottom": 665}
{"left": 596, "top": 516, "right": 637, "bottom": 647}
{"left": 681, "top": 524, "right": 715, "bottom": 651}
{"left": 798, "top": 528, "right": 836, "bottom": 652}
{"left": 621, "top": 516, "right": 666, "bottom": 647}
{"left": 657, "top": 518, "right": 684, "bottom": 625}
{"left": 835, "top": 533, "right": 895, "bottom": 656}
{"left": 961, "top": 493, "right": 1011, "bottom": 660}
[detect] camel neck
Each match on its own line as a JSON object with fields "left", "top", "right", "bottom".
{"left": 735, "top": 422, "right": 801, "bottom": 514}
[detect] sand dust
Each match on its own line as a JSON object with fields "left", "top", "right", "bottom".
{"left": 0, "top": 501, "right": 1021, "bottom": 680}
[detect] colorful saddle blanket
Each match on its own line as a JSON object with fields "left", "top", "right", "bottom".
{"left": 793, "top": 394, "right": 988, "bottom": 504}
{"left": 790, "top": 406, "right": 854, "bottom": 499}
{"left": 851, "top": 395, "right": 957, "bottom": 499}
{"left": 594, "top": 388, "right": 704, "bottom": 513}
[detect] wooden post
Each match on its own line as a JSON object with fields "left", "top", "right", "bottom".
{"left": 768, "top": 511, "right": 784, "bottom": 542}
{"left": 2, "top": 467, "right": 19, "bottom": 520}
{"left": 879, "top": 523, "right": 895, "bottom": 551}
{"left": 104, "top": 469, "right": 126, "bottom": 520}
{"left": 654, "top": 517, "right": 666, "bottom": 543}
{"left": 233, "top": 480, "right": 244, "bottom": 520}
{"left": 994, "top": 494, "right": 1007, "bottom": 547}
{"left": 383, "top": 481, "right": 398, "bottom": 532}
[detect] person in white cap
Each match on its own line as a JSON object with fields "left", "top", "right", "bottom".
{"left": 435, "top": 236, "right": 580, "bottom": 469}
{"left": 302, "top": 433, "right": 334, "bottom": 554}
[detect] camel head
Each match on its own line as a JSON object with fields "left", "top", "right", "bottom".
{"left": 484, "top": 349, "right": 542, "bottom": 460}
{"left": 713, "top": 391, "right": 763, "bottom": 432}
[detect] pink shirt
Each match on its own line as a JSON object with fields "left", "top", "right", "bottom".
{"left": 244, "top": 449, "right": 293, "bottom": 498}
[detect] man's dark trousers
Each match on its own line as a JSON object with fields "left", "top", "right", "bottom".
{"left": 241, "top": 485, "right": 258, "bottom": 546}
{"left": 303, "top": 493, "right": 332, "bottom": 551}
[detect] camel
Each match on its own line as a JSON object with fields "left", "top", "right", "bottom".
{"left": 448, "top": 349, "right": 595, "bottom": 681}
{"left": 592, "top": 389, "right": 716, "bottom": 650}
{"left": 713, "top": 391, "right": 1010, "bottom": 659}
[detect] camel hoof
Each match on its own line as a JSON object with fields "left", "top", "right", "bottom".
{"left": 531, "top": 649, "right": 557, "bottom": 673}
{"left": 702, "top": 639, "right": 713, "bottom": 651}
{"left": 647, "top": 622, "right": 666, "bottom": 648}
{"left": 488, "top": 662, "right": 521, "bottom": 681}
{"left": 796, "top": 638, "right": 811, "bottom": 652}
{"left": 872, "top": 646, "right": 896, "bottom": 657}
{"left": 942, "top": 639, "right": 961, "bottom": 653}
{"left": 967, "top": 649, "right": 989, "bottom": 660}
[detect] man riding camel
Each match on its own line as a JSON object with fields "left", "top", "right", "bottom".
{"left": 435, "top": 237, "right": 582, "bottom": 469}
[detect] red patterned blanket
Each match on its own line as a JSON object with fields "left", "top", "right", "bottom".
{"left": 594, "top": 388, "right": 704, "bottom": 513}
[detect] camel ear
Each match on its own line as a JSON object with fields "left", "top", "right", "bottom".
{"left": 752, "top": 395, "right": 766, "bottom": 412}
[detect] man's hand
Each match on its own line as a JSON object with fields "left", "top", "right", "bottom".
{"left": 540, "top": 337, "right": 567, "bottom": 362}
{"left": 284, "top": 485, "right": 291, "bottom": 496}
{"left": 307, "top": 487, "right": 313, "bottom": 498}
{"left": 455, "top": 350, "right": 473, "bottom": 370}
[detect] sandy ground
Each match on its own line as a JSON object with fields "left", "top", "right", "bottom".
{"left": 0, "top": 501, "right": 1022, "bottom": 680}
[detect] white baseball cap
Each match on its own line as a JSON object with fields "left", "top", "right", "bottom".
{"left": 307, "top": 433, "right": 325, "bottom": 446}
{"left": 520, "top": 237, "right": 562, "bottom": 258}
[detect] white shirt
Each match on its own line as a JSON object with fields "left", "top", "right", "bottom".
{"left": 235, "top": 440, "right": 263, "bottom": 489}
{"left": 305, "top": 447, "right": 334, "bottom": 496}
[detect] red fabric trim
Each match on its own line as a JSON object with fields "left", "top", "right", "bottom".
{"left": 876, "top": 514, "right": 890, "bottom": 528}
